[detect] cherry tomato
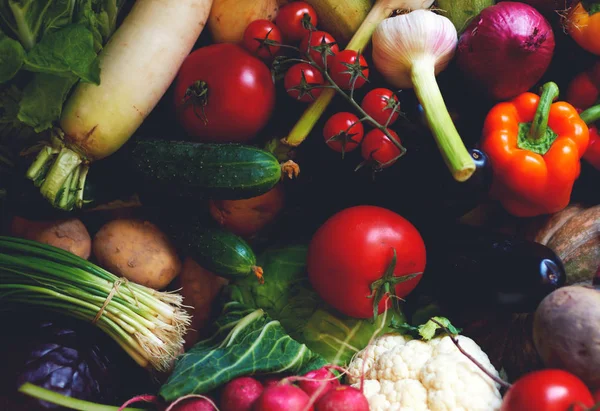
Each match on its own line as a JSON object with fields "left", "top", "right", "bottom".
{"left": 361, "top": 128, "right": 402, "bottom": 168}
{"left": 501, "top": 370, "right": 595, "bottom": 411}
{"left": 361, "top": 88, "right": 401, "bottom": 126}
{"left": 299, "top": 30, "right": 339, "bottom": 68}
{"left": 284, "top": 63, "right": 325, "bottom": 103}
{"left": 275, "top": 2, "right": 318, "bottom": 43}
{"left": 307, "top": 206, "right": 426, "bottom": 319}
{"left": 173, "top": 44, "right": 275, "bottom": 143}
{"left": 328, "top": 50, "right": 369, "bottom": 90}
{"left": 242, "top": 20, "right": 282, "bottom": 60}
{"left": 323, "top": 112, "right": 364, "bottom": 154}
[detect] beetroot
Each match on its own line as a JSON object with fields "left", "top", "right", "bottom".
{"left": 314, "top": 386, "right": 369, "bottom": 411}
{"left": 298, "top": 367, "right": 340, "bottom": 401}
{"left": 252, "top": 384, "right": 314, "bottom": 411}
{"left": 456, "top": 2, "right": 555, "bottom": 101}
{"left": 220, "top": 377, "right": 264, "bottom": 411}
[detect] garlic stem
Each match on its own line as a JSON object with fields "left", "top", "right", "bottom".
{"left": 411, "top": 59, "right": 475, "bottom": 182}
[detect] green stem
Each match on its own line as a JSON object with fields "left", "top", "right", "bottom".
{"left": 410, "top": 58, "right": 475, "bottom": 182}
{"left": 435, "top": 0, "right": 494, "bottom": 33}
{"left": 19, "top": 383, "right": 145, "bottom": 411}
{"left": 283, "top": 0, "right": 395, "bottom": 147}
{"left": 580, "top": 104, "right": 600, "bottom": 125}
{"left": 529, "top": 82, "right": 560, "bottom": 141}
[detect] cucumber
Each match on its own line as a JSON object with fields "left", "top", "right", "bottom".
{"left": 162, "top": 215, "right": 262, "bottom": 282}
{"left": 130, "top": 140, "right": 282, "bottom": 201}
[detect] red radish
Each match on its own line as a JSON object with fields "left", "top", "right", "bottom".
{"left": 298, "top": 368, "right": 340, "bottom": 401}
{"left": 253, "top": 384, "right": 314, "bottom": 411}
{"left": 456, "top": 2, "right": 555, "bottom": 101}
{"left": 261, "top": 376, "right": 283, "bottom": 388}
{"left": 164, "top": 395, "right": 218, "bottom": 411}
{"left": 221, "top": 377, "right": 264, "bottom": 411}
{"left": 315, "top": 386, "right": 369, "bottom": 411}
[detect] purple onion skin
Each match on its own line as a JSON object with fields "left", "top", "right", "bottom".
{"left": 456, "top": 1, "right": 555, "bottom": 101}
{"left": 498, "top": 0, "right": 575, "bottom": 16}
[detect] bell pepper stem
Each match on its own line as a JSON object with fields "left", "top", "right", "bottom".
{"left": 529, "top": 82, "right": 559, "bottom": 141}
{"left": 410, "top": 58, "right": 476, "bottom": 182}
{"left": 580, "top": 103, "right": 600, "bottom": 125}
{"left": 283, "top": 0, "right": 394, "bottom": 147}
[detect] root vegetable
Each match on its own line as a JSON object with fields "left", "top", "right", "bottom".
{"left": 208, "top": 184, "right": 285, "bottom": 238}
{"left": 298, "top": 368, "right": 340, "bottom": 401}
{"left": 10, "top": 216, "right": 91, "bottom": 259}
{"left": 93, "top": 219, "right": 181, "bottom": 290}
{"left": 179, "top": 258, "right": 229, "bottom": 349}
{"left": 533, "top": 285, "right": 600, "bottom": 391}
{"left": 220, "top": 377, "right": 264, "bottom": 411}
{"left": 253, "top": 384, "right": 314, "bottom": 411}
{"left": 208, "top": 0, "right": 280, "bottom": 44}
{"left": 315, "top": 386, "right": 370, "bottom": 411}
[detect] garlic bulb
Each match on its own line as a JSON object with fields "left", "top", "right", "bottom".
{"left": 372, "top": 10, "right": 458, "bottom": 89}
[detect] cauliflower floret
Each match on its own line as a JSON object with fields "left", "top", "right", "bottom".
{"left": 348, "top": 333, "right": 502, "bottom": 411}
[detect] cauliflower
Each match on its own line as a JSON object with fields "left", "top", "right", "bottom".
{"left": 347, "top": 333, "right": 503, "bottom": 411}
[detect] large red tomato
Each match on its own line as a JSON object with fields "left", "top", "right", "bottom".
{"left": 501, "top": 370, "right": 595, "bottom": 411}
{"left": 173, "top": 43, "right": 275, "bottom": 143}
{"left": 307, "top": 206, "right": 426, "bottom": 319}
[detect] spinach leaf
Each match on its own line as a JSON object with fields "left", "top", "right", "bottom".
{"left": 0, "top": 31, "right": 25, "bottom": 83}
{"left": 18, "top": 72, "right": 77, "bottom": 132}
{"left": 24, "top": 24, "right": 100, "bottom": 84}
{"left": 159, "top": 302, "right": 326, "bottom": 401}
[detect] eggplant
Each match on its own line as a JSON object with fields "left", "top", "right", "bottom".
{"left": 411, "top": 224, "right": 566, "bottom": 314}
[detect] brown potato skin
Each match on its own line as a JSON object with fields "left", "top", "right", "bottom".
{"left": 209, "top": 184, "right": 285, "bottom": 239}
{"left": 533, "top": 285, "right": 600, "bottom": 391}
{"left": 93, "top": 219, "right": 182, "bottom": 290}
{"left": 10, "top": 216, "right": 92, "bottom": 259}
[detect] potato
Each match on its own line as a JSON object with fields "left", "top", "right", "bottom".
{"left": 10, "top": 216, "right": 91, "bottom": 259}
{"left": 533, "top": 285, "right": 600, "bottom": 390}
{"left": 209, "top": 184, "right": 285, "bottom": 238}
{"left": 93, "top": 219, "right": 182, "bottom": 290}
{"left": 178, "top": 258, "right": 229, "bottom": 349}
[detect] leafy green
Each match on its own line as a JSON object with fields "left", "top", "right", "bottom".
{"left": 18, "top": 73, "right": 77, "bottom": 132}
{"left": 159, "top": 302, "right": 326, "bottom": 401}
{"left": 227, "top": 245, "right": 400, "bottom": 365}
{"left": 0, "top": 31, "right": 25, "bottom": 83}
{"left": 392, "top": 316, "right": 462, "bottom": 341}
{"left": 0, "top": 85, "right": 39, "bottom": 157}
{"left": 23, "top": 24, "right": 100, "bottom": 84}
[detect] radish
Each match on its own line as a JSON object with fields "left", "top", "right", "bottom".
{"left": 314, "top": 386, "right": 369, "bottom": 411}
{"left": 297, "top": 368, "right": 340, "bottom": 401}
{"left": 252, "top": 384, "right": 314, "bottom": 411}
{"left": 165, "top": 397, "right": 217, "bottom": 411}
{"left": 261, "top": 376, "right": 284, "bottom": 389}
{"left": 220, "top": 377, "right": 264, "bottom": 411}
{"left": 25, "top": 0, "right": 213, "bottom": 210}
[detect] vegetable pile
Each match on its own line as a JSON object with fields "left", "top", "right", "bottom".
{"left": 1, "top": 0, "right": 600, "bottom": 410}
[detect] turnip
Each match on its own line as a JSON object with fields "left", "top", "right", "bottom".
{"left": 297, "top": 367, "right": 340, "bottom": 401}
{"left": 314, "top": 386, "right": 369, "bottom": 411}
{"left": 252, "top": 384, "right": 314, "bottom": 411}
{"left": 220, "top": 377, "right": 264, "bottom": 411}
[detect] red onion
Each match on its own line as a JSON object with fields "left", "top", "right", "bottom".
{"left": 456, "top": 2, "right": 555, "bottom": 101}
{"left": 498, "top": 0, "right": 575, "bottom": 16}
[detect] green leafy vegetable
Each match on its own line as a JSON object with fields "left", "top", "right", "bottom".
{"left": 0, "top": 31, "right": 25, "bottom": 83}
{"left": 227, "top": 245, "right": 399, "bottom": 365}
{"left": 160, "top": 301, "right": 326, "bottom": 401}
{"left": 24, "top": 24, "right": 100, "bottom": 84}
{"left": 18, "top": 73, "right": 77, "bottom": 131}
{"left": 392, "top": 316, "right": 462, "bottom": 341}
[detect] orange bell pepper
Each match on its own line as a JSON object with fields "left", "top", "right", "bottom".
{"left": 567, "top": 1, "right": 600, "bottom": 55}
{"left": 580, "top": 104, "right": 600, "bottom": 170}
{"left": 481, "top": 82, "right": 589, "bottom": 217}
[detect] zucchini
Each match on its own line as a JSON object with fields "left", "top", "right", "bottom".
{"left": 130, "top": 140, "right": 282, "bottom": 201}
{"left": 163, "top": 215, "right": 262, "bottom": 282}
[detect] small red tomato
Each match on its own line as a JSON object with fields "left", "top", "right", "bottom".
{"left": 307, "top": 205, "right": 426, "bottom": 319}
{"left": 299, "top": 31, "right": 339, "bottom": 68}
{"left": 501, "top": 370, "right": 595, "bottom": 411}
{"left": 361, "top": 128, "right": 402, "bottom": 168}
{"left": 328, "top": 50, "right": 369, "bottom": 90}
{"left": 323, "top": 112, "right": 364, "bottom": 154}
{"left": 284, "top": 63, "right": 325, "bottom": 103}
{"left": 275, "top": 2, "right": 318, "bottom": 43}
{"left": 361, "top": 88, "right": 401, "bottom": 126}
{"left": 242, "top": 20, "right": 282, "bottom": 60}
